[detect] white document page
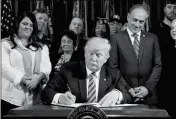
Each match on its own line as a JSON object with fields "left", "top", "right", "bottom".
{"left": 52, "top": 103, "right": 139, "bottom": 108}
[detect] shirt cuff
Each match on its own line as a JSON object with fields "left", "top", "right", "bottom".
{"left": 51, "top": 93, "right": 63, "bottom": 104}
{"left": 14, "top": 72, "right": 24, "bottom": 86}
{"left": 113, "top": 89, "right": 123, "bottom": 104}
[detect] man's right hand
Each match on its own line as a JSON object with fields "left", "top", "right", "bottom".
{"left": 129, "top": 88, "right": 145, "bottom": 103}
{"left": 128, "top": 88, "right": 136, "bottom": 97}
{"left": 58, "top": 91, "right": 76, "bottom": 105}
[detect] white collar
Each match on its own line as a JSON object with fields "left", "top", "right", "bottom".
{"left": 127, "top": 28, "right": 141, "bottom": 37}
{"left": 86, "top": 66, "right": 101, "bottom": 78}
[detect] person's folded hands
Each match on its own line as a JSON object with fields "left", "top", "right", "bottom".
{"left": 27, "top": 73, "right": 44, "bottom": 90}
{"left": 128, "top": 88, "right": 136, "bottom": 97}
{"left": 21, "top": 76, "right": 31, "bottom": 85}
{"left": 133, "top": 86, "right": 148, "bottom": 98}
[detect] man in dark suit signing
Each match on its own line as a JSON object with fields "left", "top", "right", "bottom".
{"left": 41, "top": 37, "right": 131, "bottom": 106}
{"left": 108, "top": 4, "right": 162, "bottom": 106}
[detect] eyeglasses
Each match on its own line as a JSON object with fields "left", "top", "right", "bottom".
{"left": 96, "top": 17, "right": 108, "bottom": 25}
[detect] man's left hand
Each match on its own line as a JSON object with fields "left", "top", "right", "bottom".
{"left": 133, "top": 86, "right": 148, "bottom": 98}
{"left": 98, "top": 90, "right": 121, "bottom": 106}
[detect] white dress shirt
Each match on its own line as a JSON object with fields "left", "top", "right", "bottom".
{"left": 52, "top": 66, "right": 123, "bottom": 104}
{"left": 127, "top": 28, "right": 141, "bottom": 45}
{"left": 86, "top": 66, "right": 100, "bottom": 102}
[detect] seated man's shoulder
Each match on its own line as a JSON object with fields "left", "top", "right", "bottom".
{"left": 104, "top": 66, "right": 121, "bottom": 77}
{"left": 61, "top": 61, "right": 86, "bottom": 78}
{"left": 62, "top": 61, "right": 83, "bottom": 71}
{"left": 62, "top": 61, "right": 78, "bottom": 67}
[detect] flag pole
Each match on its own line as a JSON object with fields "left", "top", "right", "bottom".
{"left": 84, "top": 0, "right": 88, "bottom": 37}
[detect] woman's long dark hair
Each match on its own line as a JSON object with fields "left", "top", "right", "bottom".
{"left": 9, "top": 11, "right": 42, "bottom": 50}
{"left": 91, "top": 17, "right": 110, "bottom": 39}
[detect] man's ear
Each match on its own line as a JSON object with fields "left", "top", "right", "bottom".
{"left": 127, "top": 13, "right": 130, "bottom": 22}
{"left": 106, "top": 52, "right": 110, "bottom": 60}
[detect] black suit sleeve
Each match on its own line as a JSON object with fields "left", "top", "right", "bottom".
{"left": 108, "top": 34, "right": 119, "bottom": 68}
{"left": 41, "top": 66, "right": 68, "bottom": 104}
{"left": 114, "top": 69, "right": 132, "bottom": 103}
{"left": 108, "top": 34, "right": 132, "bottom": 91}
{"left": 144, "top": 35, "right": 162, "bottom": 93}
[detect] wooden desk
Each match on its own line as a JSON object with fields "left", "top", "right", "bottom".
{"left": 3, "top": 104, "right": 170, "bottom": 118}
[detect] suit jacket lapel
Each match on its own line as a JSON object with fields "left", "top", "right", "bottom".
{"left": 77, "top": 62, "right": 87, "bottom": 102}
{"left": 139, "top": 32, "right": 146, "bottom": 63}
{"left": 98, "top": 66, "right": 107, "bottom": 101}
{"left": 123, "top": 30, "right": 138, "bottom": 60}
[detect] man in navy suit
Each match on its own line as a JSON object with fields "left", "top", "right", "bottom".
{"left": 108, "top": 4, "right": 162, "bottom": 106}
{"left": 41, "top": 37, "right": 131, "bottom": 106}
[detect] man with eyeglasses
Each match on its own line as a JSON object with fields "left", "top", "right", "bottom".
{"left": 68, "top": 17, "right": 87, "bottom": 62}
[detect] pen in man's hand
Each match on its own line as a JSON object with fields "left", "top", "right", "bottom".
{"left": 67, "top": 84, "right": 72, "bottom": 93}
{"left": 67, "top": 84, "right": 76, "bottom": 102}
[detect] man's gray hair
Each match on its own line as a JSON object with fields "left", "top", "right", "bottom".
{"left": 129, "top": 4, "right": 150, "bottom": 18}
{"left": 84, "top": 37, "right": 111, "bottom": 53}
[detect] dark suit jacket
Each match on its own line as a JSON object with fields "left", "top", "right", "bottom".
{"left": 108, "top": 30, "right": 162, "bottom": 105}
{"left": 49, "top": 49, "right": 85, "bottom": 80}
{"left": 41, "top": 61, "right": 132, "bottom": 104}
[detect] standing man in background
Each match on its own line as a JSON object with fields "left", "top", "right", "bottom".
{"left": 165, "top": 18, "right": 176, "bottom": 117}
{"left": 33, "top": 8, "right": 55, "bottom": 65}
{"left": 68, "top": 17, "right": 87, "bottom": 61}
{"left": 149, "top": 0, "right": 176, "bottom": 116}
{"left": 108, "top": 4, "right": 162, "bottom": 107}
{"left": 150, "top": 0, "right": 176, "bottom": 54}
{"left": 33, "top": 8, "right": 52, "bottom": 48}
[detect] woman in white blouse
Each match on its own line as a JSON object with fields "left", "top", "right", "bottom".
{"left": 1, "top": 11, "right": 51, "bottom": 116}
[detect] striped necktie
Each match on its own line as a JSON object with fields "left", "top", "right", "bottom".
{"left": 132, "top": 33, "right": 140, "bottom": 59}
{"left": 87, "top": 72, "right": 97, "bottom": 103}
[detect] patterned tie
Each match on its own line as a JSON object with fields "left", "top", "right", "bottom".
{"left": 132, "top": 33, "right": 140, "bottom": 59}
{"left": 87, "top": 72, "right": 97, "bottom": 103}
